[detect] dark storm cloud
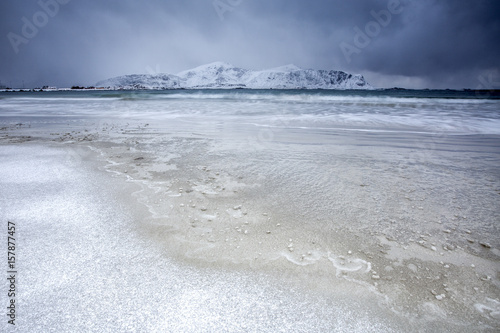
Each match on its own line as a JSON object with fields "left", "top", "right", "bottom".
{"left": 0, "top": 0, "right": 498, "bottom": 89}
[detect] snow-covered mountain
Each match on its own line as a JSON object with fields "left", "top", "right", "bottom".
{"left": 95, "top": 73, "right": 182, "bottom": 90}
{"left": 96, "top": 62, "right": 372, "bottom": 90}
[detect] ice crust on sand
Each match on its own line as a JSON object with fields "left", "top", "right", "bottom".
{"left": 76, "top": 123, "right": 500, "bottom": 331}
{"left": 1, "top": 91, "right": 500, "bottom": 331}
{"left": 0, "top": 144, "right": 408, "bottom": 332}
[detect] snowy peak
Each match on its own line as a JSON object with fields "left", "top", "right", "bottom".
{"left": 177, "top": 62, "right": 249, "bottom": 88}
{"left": 244, "top": 68, "right": 370, "bottom": 90}
{"left": 95, "top": 73, "right": 181, "bottom": 90}
{"left": 96, "top": 62, "right": 372, "bottom": 90}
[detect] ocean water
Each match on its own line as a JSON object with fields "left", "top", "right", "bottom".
{"left": 1, "top": 89, "right": 500, "bottom": 134}
{"left": 1, "top": 89, "right": 500, "bottom": 331}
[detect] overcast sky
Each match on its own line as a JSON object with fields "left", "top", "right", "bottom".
{"left": 1, "top": 0, "right": 499, "bottom": 89}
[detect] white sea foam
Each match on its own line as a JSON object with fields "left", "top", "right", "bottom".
{"left": 2, "top": 90, "right": 498, "bottom": 134}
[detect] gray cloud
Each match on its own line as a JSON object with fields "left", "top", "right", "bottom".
{"left": 0, "top": 0, "right": 499, "bottom": 89}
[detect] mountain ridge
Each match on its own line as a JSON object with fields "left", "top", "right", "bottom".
{"left": 96, "top": 62, "right": 372, "bottom": 90}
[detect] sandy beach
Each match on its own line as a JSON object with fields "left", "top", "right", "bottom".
{"left": 1, "top": 142, "right": 413, "bottom": 332}
{"left": 1, "top": 90, "right": 499, "bottom": 332}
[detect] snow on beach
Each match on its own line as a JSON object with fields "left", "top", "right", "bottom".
{"left": 1, "top": 144, "right": 408, "bottom": 332}
{"left": 1, "top": 90, "right": 499, "bottom": 331}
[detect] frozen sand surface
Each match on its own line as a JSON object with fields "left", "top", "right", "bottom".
{"left": 1, "top": 90, "right": 500, "bottom": 331}
{"left": 1, "top": 144, "right": 411, "bottom": 332}
{"left": 87, "top": 124, "right": 500, "bottom": 330}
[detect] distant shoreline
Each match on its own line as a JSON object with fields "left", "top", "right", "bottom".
{"left": 1, "top": 87, "right": 499, "bottom": 99}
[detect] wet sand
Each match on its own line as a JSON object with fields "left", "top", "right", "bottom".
{"left": 1, "top": 116, "right": 499, "bottom": 331}
{"left": 1, "top": 143, "right": 411, "bottom": 332}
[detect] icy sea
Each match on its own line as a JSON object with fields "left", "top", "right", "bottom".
{"left": 1, "top": 89, "right": 500, "bottom": 332}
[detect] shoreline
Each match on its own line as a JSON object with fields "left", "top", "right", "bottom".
{"left": 2, "top": 120, "right": 499, "bottom": 331}
{"left": 1, "top": 88, "right": 499, "bottom": 331}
